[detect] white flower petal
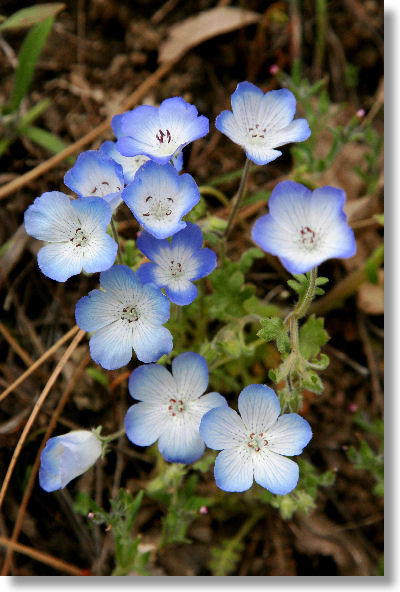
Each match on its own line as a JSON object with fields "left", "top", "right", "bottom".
{"left": 172, "top": 352, "right": 209, "bottom": 400}
{"left": 238, "top": 384, "right": 281, "bottom": 433}
{"left": 214, "top": 447, "right": 253, "bottom": 492}
{"left": 252, "top": 449, "right": 299, "bottom": 495}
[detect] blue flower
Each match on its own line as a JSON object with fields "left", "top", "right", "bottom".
{"left": 125, "top": 352, "right": 227, "bottom": 464}
{"left": 136, "top": 223, "right": 217, "bottom": 305}
{"left": 215, "top": 82, "right": 311, "bottom": 165}
{"left": 113, "top": 97, "right": 209, "bottom": 165}
{"left": 24, "top": 192, "right": 118, "bottom": 282}
{"left": 251, "top": 181, "right": 357, "bottom": 274}
{"left": 39, "top": 431, "right": 102, "bottom": 492}
{"left": 199, "top": 384, "right": 312, "bottom": 494}
{"left": 100, "top": 141, "right": 184, "bottom": 184}
{"left": 75, "top": 265, "right": 172, "bottom": 369}
{"left": 64, "top": 150, "right": 124, "bottom": 210}
{"left": 122, "top": 161, "right": 199, "bottom": 239}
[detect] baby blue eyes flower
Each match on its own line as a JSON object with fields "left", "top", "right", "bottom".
{"left": 215, "top": 81, "right": 311, "bottom": 165}
{"left": 64, "top": 150, "right": 124, "bottom": 210}
{"left": 24, "top": 192, "right": 118, "bottom": 282}
{"left": 199, "top": 384, "right": 312, "bottom": 494}
{"left": 39, "top": 431, "right": 102, "bottom": 492}
{"left": 136, "top": 223, "right": 217, "bottom": 305}
{"left": 125, "top": 352, "right": 227, "bottom": 464}
{"left": 251, "top": 180, "right": 357, "bottom": 275}
{"left": 122, "top": 161, "right": 200, "bottom": 239}
{"left": 114, "top": 96, "right": 209, "bottom": 165}
{"left": 75, "top": 264, "right": 172, "bottom": 369}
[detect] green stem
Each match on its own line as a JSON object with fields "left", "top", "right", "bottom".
{"left": 223, "top": 158, "right": 251, "bottom": 240}
{"left": 111, "top": 218, "right": 123, "bottom": 265}
{"left": 285, "top": 267, "right": 318, "bottom": 326}
{"left": 101, "top": 427, "right": 126, "bottom": 444}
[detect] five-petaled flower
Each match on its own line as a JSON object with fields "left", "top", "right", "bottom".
{"left": 64, "top": 150, "right": 125, "bottom": 210}
{"left": 113, "top": 96, "right": 209, "bottom": 165}
{"left": 122, "top": 161, "right": 200, "bottom": 239}
{"left": 125, "top": 352, "right": 227, "bottom": 464}
{"left": 75, "top": 265, "right": 173, "bottom": 369}
{"left": 24, "top": 192, "right": 118, "bottom": 282}
{"left": 251, "top": 180, "right": 357, "bottom": 274}
{"left": 136, "top": 222, "right": 217, "bottom": 305}
{"left": 215, "top": 82, "right": 311, "bottom": 165}
{"left": 199, "top": 384, "right": 312, "bottom": 494}
{"left": 39, "top": 431, "right": 102, "bottom": 492}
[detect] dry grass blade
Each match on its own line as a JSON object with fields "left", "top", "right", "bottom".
{"left": 0, "top": 536, "right": 83, "bottom": 576}
{"left": 0, "top": 329, "right": 86, "bottom": 510}
{"left": 0, "top": 320, "right": 35, "bottom": 368}
{"left": 1, "top": 352, "right": 91, "bottom": 576}
{"left": 0, "top": 324, "right": 79, "bottom": 403}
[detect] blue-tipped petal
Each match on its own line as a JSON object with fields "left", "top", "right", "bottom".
{"left": 136, "top": 231, "right": 170, "bottom": 263}
{"left": 128, "top": 363, "right": 177, "bottom": 403}
{"left": 37, "top": 243, "right": 83, "bottom": 282}
{"left": 124, "top": 402, "right": 166, "bottom": 447}
{"left": 215, "top": 110, "right": 245, "bottom": 146}
{"left": 199, "top": 406, "right": 246, "bottom": 450}
{"left": 165, "top": 281, "right": 198, "bottom": 305}
{"left": 267, "top": 413, "right": 312, "bottom": 456}
{"left": 75, "top": 289, "right": 121, "bottom": 333}
{"left": 136, "top": 262, "right": 160, "bottom": 287}
{"left": 64, "top": 150, "right": 124, "bottom": 200}
{"left": 191, "top": 248, "right": 217, "bottom": 280}
{"left": 238, "top": 384, "right": 281, "bottom": 434}
{"left": 253, "top": 450, "right": 299, "bottom": 495}
{"left": 269, "top": 118, "right": 311, "bottom": 147}
{"left": 24, "top": 191, "right": 75, "bottom": 243}
{"left": 172, "top": 352, "right": 209, "bottom": 400}
{"left": 214, "top": 447, "right": 253, "bottom": 492}
{"left": 170, "top": 222, "right": 204, "bottom": 253}
{"left": 131, "top": 324, "right": 173, "bottom": 364}
{"left": 89, "top": 321, "right": 135, "bottom": 370}
{"left": 98, "top": 265, "right": 141, "bottom": 300}
{"left": 100, "top": 140, "right": 149, "bottom": 184}
{"left": 258, "top": 88, "right": 297, "bottom": 132}
{"left": 158, "top": 419, "right": 205, "bottom": 464}
{"left": 245, "top": 145, "right": 282, "bottom": 166}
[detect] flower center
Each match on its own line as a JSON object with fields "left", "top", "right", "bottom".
{"left": 299, "top": 226, "right": 317, "bottom": 250}
{"left": 168, "top": 398, "right": 184, "bottom": 417}
{"left": 155, "top": 128, "right": 172, "bottom": 144}
{"left": 69, "top": 227, "right": 88, "bottom": 248}
{"left": 120, "top": 304, "right": 140, "bottom": 323}
{"left": 169, "top": 259, "right": 183, "bottom": 277}
{"left": 248, "top": 123, "right": 267, "bottom": 141}
{"left": 247, "top": 432, "right": 268, "bottom": 453}
{"left": 90, "top": 179, "right": 121, "bottom": 197}
{"left": 142, "top": 196, "right": 175, "bottom": 220}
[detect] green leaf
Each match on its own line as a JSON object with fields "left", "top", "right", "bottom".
{"left": 243, "top": 295, "right": 280, "bottom": 318}
{"left": 10, "top": 16, "right": 55, "bottom": 111}
{"left": 365, "top": 257, "right": 379, "bottom": 284}
{"left": 21, "top": 125, "right": 69, "bottom": 154}
{"left": 299, "top": 315, "right": 329, "bottom": 360}
{"left": 257, "top": 317, "right": 290, "bottom": 354}
{"left": 0, "top": 3, "right": 64, "bottom": 31}
{"left": 86, "top": 367, "right": 109, "bottom": 387}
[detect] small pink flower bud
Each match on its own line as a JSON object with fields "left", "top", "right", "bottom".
{"left": 199, "top": 506, "right": 208, "bottom": 515}
{"left": 356, "top": 109, "right": 365, "bottom": 119}
{"left": 88, "top": 512, "right": 94, "bottom": 519}
{"left": 348, "top": 402, "right": 358, "bottom": 412}
{"left": 269, "top": 64, "right": 279, "bottom": 75}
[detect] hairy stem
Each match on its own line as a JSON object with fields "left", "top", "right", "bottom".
{"left": 224, "top": 158, "right": 251, "bottom": 240}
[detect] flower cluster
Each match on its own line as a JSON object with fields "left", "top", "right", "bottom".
{"left": 34, "top": 82, "right": 357, "bottom": 502}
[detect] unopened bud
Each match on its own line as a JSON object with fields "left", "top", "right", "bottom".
{"left": 348, "top": 402, "right": 358, "bottom": 412}
{"left": 269, "top": 64, "right": 279, "bottom": 75}
{"left": 356, "top": 109, "right": 365, "bottom": 119}
{"left": 199, "top": 506, "right": 208, "bottom": 515}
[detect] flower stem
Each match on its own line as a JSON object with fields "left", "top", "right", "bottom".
{"left": 223, "top": 157, "right": 251, "bottom": 240}
{"left": 111, "top": 218, "right": 123, "bottom": 265}
{"left": 101, "top": 427, "right": 126, "bottom": 444}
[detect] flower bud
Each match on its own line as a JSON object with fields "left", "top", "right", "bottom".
{"left": 39, "top": 431, "right": 102, "bottom": 492}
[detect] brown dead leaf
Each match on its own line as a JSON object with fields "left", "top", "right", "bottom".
{"left": 158, "top": 6, "right": 261, "bottom": 64}
{"left": 357, "top": 269, "right": 384, "bottom": 315}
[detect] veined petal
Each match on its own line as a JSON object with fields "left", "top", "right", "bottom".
{"left": 238, "top": 384, "right": 281, "bottom": 433}
{"left": 136, "top": 231, "right": 170, "bottom": 264}
{"left": 24, "top": 191, "right": 78, "bottom": 243}
{"left": 37, "top": 242, "right": 83, "bottom": 282}
{"left": 89, "top": 320, "right": 135, "bottom": 370}
{"left": 258, "top": 88, "right": 297, "bottom": 133}
{"left": 253, "top": 450, "right": 299, "bottom": 495}
{"left": 117, "top": 105, "right": 160, "bottom": 154}
{"left": 199, "top": 406, "right": 246, "bottom": 450}
{"left": 131, "top": 323, "right": 173, "bottom": 364}
{"left": 64, "top": 151, "right": 124, "bottom": 199}
{"left": 190, "top": 248, "right": 217, "bottom": 280}
{"left": 244, "top": 145, "right": 282, "bottom": 166}
{"left": 124, "top": 402, "right": 166, "bottom": 446}
{"left": 128, "top": 363, "right": 177, "bottom": 404}
{"left": 158, "top": 416, "right": 205, "bottom": 464}
{"left": 170, "top": 222, "right": 204, "bottom": 253}
{"left": 172, "top": 352, "right": 209, "bottom": 400}
{"left": 81, "top": 232, "right": 118, "bottom": 275}
{"left": 214, "top": 447, "right": 253, "bottom": 492}
{"left": 266, "top": 414, "right": 312, "bottom": 456}
{"left": 267, "top": 118, "right": 311, "bottom": 148}
{"left": 75, "top": 289, "right": 121, "bottom": 332}
{"left": 267, "top": 180, "right": 312, "bottom": 227}
{"left": 99, "top": 265, "right": 141, "bottom": 302}
{"left": 193, "top": 392, "right": 228, "bottom": 420}
{"left": 165, "top": 280, "right": 198, "bottom": 305}
{"left": 230, "top": 81, "right": 264, "bottom": 133}
{"left": 100, "top": 141, "right": 149, "bottom": 184}
{"left": 71, "top": 196, "right": 112, "bottom": 233}
{"left": 136, "top": 262, "right": 160, "bottom": 287}
{"left": 215, "top": 110, "right": 246, "bottom": 146}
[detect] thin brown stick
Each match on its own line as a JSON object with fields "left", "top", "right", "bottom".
{"left": 0, "top": 61, "right": 175, "bottom": 201}
{"left": 0, "top": 329, "right": 86, "bottom": 510}
{"left": 0, "top": 320, "right": 35, "bottom": 368}
{"left": 0, "top": 324, "right": 79, "bottom": 403}
{"left": 0, "top": 536, "right": 83, "bottom": 576}
{"left": 1, "top": 353, "right": 91, "bottom": 576}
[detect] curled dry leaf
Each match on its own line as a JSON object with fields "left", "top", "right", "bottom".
{"left": 158, "top": 6, "right": 261, "bottom": 64}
